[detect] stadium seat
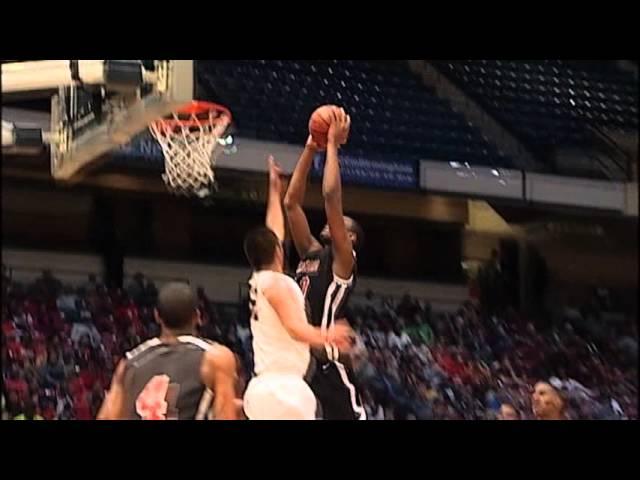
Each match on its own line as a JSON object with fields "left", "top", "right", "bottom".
{"left": 433, "top": 60, "right": 638, "bottom": 157}
{"left": 198, "top": 60, "right": 512, "bottom": 168}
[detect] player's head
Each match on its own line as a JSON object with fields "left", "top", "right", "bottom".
{"left": 532, "top": 381, "right": 565, "bottom": 420}
{"left": 243, "top": 226, "right": 284, "bottom": 272}
{"left": 154, "top": 282, "right": 199, "bottom": 333}
{"left": 320, "top": 216, "right": 364, "bottom": 251}
{"left": 497, "top": 403, "right": 519, "bottom": 420}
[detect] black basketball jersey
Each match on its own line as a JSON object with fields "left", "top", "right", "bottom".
{"left": 121, "top": 335, "right": 216, "bottom": 420}
{"left": 295, "top": 245, "right": 357, "bottom": 334}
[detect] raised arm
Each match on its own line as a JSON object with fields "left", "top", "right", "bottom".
{"left": 323, "top": 108, "right": 354, "bottom": 280}
{"left": 265, "top": 155, "right": 286, "bottom": 243}
{"left": 284, "top": 136, "right": 323, "bottom": 258}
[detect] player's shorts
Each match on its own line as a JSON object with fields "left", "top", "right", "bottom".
{"left": 310, "top": 360, "right": 367, "bottom": 420}
{"left": 243, "top": 372, "right": 317, "bottom": 420}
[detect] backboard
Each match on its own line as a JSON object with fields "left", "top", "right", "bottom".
{"left": 2, "top": 60, "right": 194, "bottom": 181}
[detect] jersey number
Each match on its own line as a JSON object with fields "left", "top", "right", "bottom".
{"left": 249, "top": 279, "right": 258, "bottom": 322}
{"left": 135, "top": 375, "right": 179, "bottom": 420}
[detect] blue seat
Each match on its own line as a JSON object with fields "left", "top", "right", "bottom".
{"left": 196, "top": 60, "right": 517, "bottom": 168}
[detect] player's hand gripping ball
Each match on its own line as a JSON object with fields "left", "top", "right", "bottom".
{"left": 308, "top": 105, "right": 350, "bottom": 149}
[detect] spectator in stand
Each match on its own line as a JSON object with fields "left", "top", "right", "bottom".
{"left": 83, "top": 273, "right": 103, "bottom": 295}
{"left": 13, "top": 399, "right": 43, "bottom": 420}
{"left": 126, "top": 272, "right": 145, "bottom": 303}
{"left": 126, "top": 273, "right": 158, "bottom": 308}
{"left": 387, "top": 324, "right": 412, "bottom": 351}
{"left": 57, "top": 286, "right": 79, "bottom": 318}
{"left": 70, "top": 309, "right": 101, "bottom": 348}
{"left": 40, "top": 350, "right": 66, "bottom": 388}
{"left": 5, "top": 364, "right": 29, "bottom": 400}
{"left": 405, "top": 314, "right": 434, "bottom": 346}
{"left": 4, "top": 391, "right": 23, "bottom": 419}
{"left": 497, "top": 403, "right": 520, "bottom": 420}
{"left": 2, "top": 266, "right": 637, "bottom": 420}
{"left": 532, "top": 381, "right": 566, "bottom": 420}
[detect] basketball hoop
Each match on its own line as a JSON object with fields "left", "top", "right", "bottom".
{"left": 149, "top": 101, "right": 232, "bottom": 197}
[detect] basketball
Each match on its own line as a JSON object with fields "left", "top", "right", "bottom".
{"left": 308, "top": 104, "right": 337, "bottom": 148}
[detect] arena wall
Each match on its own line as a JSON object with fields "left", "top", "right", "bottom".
{"left": 3, "top": 248, "right": 469, "bottom": 312}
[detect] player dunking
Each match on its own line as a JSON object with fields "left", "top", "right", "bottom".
{"left": 284, "top": 107, "right": 367, "bottom": 420}
{"left": 97, "top": 282, "right": 239, "bottom": 420}
{"left": 242, "top": 157, "right": 353, "bottom": 420}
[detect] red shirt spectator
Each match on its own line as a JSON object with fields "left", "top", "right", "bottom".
{"left": 2, "top": 319, "right": 16, "bottom": 337}
{"left": 437, "top": 351, "right": 466, "bottom": 378}
{"left": 41, "top": 404, "right": 57, "bottom": 420}
{"left": 68, "top": 374, "right": 86, "bottom": 398}
{"left": 79, "top": 366, "right": 97, "bottom": 390}
{"left": 73, "top": 392, "right": 92, "bottom": 420}
{"left": 7, "top": 336, "right": 25, "bottom": 362}
{"left": 23, "top": 300, "right": 40, "bottom": 322}
{"left": 50, "top": 309, "right": 65, "bottom": 332}
{"left": 5, "top": 376, "right": 29, "bottom": 400}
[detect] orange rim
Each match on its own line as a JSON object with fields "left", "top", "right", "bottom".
{"left": 152, "top": 101, "right": 232, "bottom": 129}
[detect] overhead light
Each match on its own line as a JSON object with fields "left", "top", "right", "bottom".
{"left": 569, "top": 98, "right": 576, "bottom": 107}
{"left": 217, "top": 134, "right": 234, "bottom": 146}
{"left": 491, "top": 169, "right": 500, "bottom": 177}
{"left": 449, "top": 161, "right": 461, "bottom": 169}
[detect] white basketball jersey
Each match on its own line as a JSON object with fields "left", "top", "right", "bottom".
{"left": 248, "top": 271, "right": 311, "bottom": 377}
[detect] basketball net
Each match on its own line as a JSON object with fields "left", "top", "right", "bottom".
{"left": 149, "top": 101, "right": 232, "bottom": 197}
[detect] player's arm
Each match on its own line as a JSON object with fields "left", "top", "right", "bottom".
{"left": 265, "top": 155, "right": 286, "bottom": 243}
{"left": 323, "top": 108, "right": 354, "bottom": 280}
{"left": 264, "top": 277, "right": 352, "bottom": 351}
{"left": 284, "top": 137, "right": 323, "bottom": 257}
{"left": 201, "top": 345, "right": 240, "bottom": 420}
{"left": 96, "top": 359, "right": 127, "bottom": 420}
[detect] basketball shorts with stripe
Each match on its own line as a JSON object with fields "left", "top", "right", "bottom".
{"left": 309, "top": 360, "right": 367, "bottom": 420}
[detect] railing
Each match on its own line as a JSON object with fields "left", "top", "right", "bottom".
{"left": 5, "top": 264, "right": 100, "bottom": 286}
{"left": 5, "top": 262, "right": 187, "bottom": 289}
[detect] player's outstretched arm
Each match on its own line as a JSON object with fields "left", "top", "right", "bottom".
{"left": 264, "top": 277, "right": 353, "bottom": 351}
{"left": 284, "top": 136, "right": 323, "bottom": 257}
{"left": 202, "top": 345, "right": 239, "bottom": 420}
{"left": 265, "top": 155, "right": 286, "bottom": 243}
{"left": 96, "top": 359, "right": 127, "bottom": 420}
{"left": 323, "top": 108, "right": 354, "bottom": 280}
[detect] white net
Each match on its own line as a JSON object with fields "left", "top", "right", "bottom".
{"left": 149, "top": 103, "right": 231, "bottom": 197}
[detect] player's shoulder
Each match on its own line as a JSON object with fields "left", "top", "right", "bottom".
{"left": 125, "top": 337, "right": 162, "bottom": 361}
{"left": 201, "top": 342, "right": 237, "bottom": 378}
{"left": 259, "top": 270, "right": 298, "bottom": 291}
{"left": 176, "top": 334, "right": 220, "bottom": 350}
